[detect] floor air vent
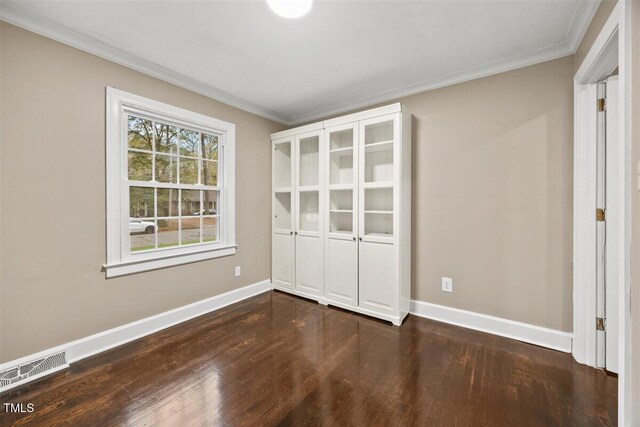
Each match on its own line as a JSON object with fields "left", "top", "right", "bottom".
{"left": 0, "top": 351, "right": 68, "bottom": 392}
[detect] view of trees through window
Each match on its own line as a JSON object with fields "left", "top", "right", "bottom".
{"left": 127, "top": 115, "right": 220, "bottom": 252}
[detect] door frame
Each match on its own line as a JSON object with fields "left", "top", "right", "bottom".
{"left": 572, "top": 1, "right": 631, "bottom": 424}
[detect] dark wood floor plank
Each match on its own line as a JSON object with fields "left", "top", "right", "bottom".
{"left": 0, "top": 291, "right": 616, "bottom": 426}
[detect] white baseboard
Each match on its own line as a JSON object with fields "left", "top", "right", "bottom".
{"left": 1, "top": 283, "right": 571, "bottom": 393}
{"left": 410, "top": 300, "right": 572, "bottom": 353}
{"left": 0, "top": 279, "right": 271, "bottom": 381}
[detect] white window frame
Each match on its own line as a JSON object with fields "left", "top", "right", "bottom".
{"left": 104, "top": 87, "right": 236, "bottom": 277}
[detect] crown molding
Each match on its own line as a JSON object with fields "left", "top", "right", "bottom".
{"left": 565, "top": 0, "right": 601, "bottom": 53}
{"left": 0, "top": 1, "right": 290, "bottom": 125}
{"left": 287, "top": 40, "right": 573, "bottom": 125}
{"left": 1, "top": 0, "right": 600, "bottom": 128}
{"left": 288, "top": 0, "right": 600, "bottom": 126}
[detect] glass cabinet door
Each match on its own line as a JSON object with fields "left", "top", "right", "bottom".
{"left": 327, "top": 126, "right": 357, "bottom": 237}
{"left": 360, "top": 116, "right": 396, "bottom": 240}
{"left": 363, "top": 119, "right": 394, "bottom": 184}
{"left": 324, "top": 123, "right": 359, "bottom": 307}
{"left": 297, "top": 134, "right": 320, "bottom": 232}
{"left": 272, "top": 138, "right": 292, "bottom": 232}
{"left": 273, "top": 139, "right": 292, "bottom": 188}
{"left": 294, "top": 131, "right": 324, "bottom": 297}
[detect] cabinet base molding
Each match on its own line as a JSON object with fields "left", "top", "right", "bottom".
{"left": 272, "top": 284, "right": 571, "bottom": 351}
{"left": 271, "top": 283, "right": 407, "bottom": 326}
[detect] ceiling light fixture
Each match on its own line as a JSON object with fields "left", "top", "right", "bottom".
{"left": 267, "top": 0, "right": 313, "bottom": 18}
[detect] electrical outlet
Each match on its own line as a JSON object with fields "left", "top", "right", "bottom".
{"left": 235, "top": 266, "right": 241, "bottom": 277}
{"left": 442, "top": 277, "right": 453, "bottom": 293}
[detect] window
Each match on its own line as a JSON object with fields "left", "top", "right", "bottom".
{"left": 105, "top": 88, "right": 236, "bottom": 277}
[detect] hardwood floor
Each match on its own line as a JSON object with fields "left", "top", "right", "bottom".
{"left": 0, "top": 291, "right": 616, "bottom": 426}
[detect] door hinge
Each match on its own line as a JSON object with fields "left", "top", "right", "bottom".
{"left": 597, "top": 97, "right": 606, "bottom": 112}
{"left": 596, "top": 208, "right": 606, "bottom": 222}
{"left": 596, "top": 317, "right": 606, "bottom": 331}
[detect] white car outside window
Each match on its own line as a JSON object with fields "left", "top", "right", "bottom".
{"left": 129, "top": 220, "right": 155, "bottom": 234}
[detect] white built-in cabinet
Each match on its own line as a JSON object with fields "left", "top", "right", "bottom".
{"left": 271, "top": 104, "right": 411, "bottom": 325}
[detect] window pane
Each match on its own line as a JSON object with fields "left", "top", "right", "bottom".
{"left": 128, "top": 151, "right": 153, "bottom": 181}
{"left": 203, "top": 190, "right": 218, "bottom": 215}
{"left": 203, "top": 217, "right": 218, "bottom": 242}
{"left": 128, "top": 116, "right": 153, "bottom": 151}
{"left": 154, "top": 123, "right": 178, "bottom": 154}
{"left": 129, "top": 187, "right": 154, "bottom": 218}
{"left": 157, "top": 219, "right": 179, "bottom": 249}
{"left": 179, "top": 129, "right": 200, "bottom": 157}
{"left": 180, "top": 158, "right": 198, "bottom": 184}
{"left": 157, "top": 188, "right": 179, "bottom": 217}
{"left": 155, "top": 154, "right": 177, "bottom": 183}
{"left": 181, "top": 190, "right": 201, "bottom": 216}
{"left": 130, "top": 219, "right": 155, "bottom": 252}
{"left": 181, "top": 217, "right": 201, "bottom": 245}
{"left": 201, "top": 160, "right": 217, "bottom": 186}
{"left": 202, "top": 134, "right": 218, "bottom": 161}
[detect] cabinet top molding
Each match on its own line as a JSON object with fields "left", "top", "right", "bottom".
{"left": 270, "top": 103, "right": 404, "bottom": 140}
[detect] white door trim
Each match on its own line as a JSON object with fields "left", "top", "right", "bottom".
{"left": 604, "top": 76, "right": 620, "bottom": 373}
{"left": 572, "top": 1, "right": 631, "bottom": 424}
{"left": 573, "top": 82, "right": 598, "bottom": 366}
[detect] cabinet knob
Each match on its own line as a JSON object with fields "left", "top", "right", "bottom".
{"left": 290, "top": 231, "right": 293, "bottom": 235}
{"left": 359, "top": 237, "right": 363, "bottom": 242}
{"left": 352, "top": 237, "right": 356, "bottom": 241}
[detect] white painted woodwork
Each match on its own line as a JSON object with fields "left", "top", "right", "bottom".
{"left": 605, "top": 76, "right": 619, "bottom": 373}
{"left": 104, "top": 88, "right": 237, "bottom": 277}
{"left": 272, "top": 136, "right": 294, "bottom": 290}
{"left": 358, "top": 241, "right": 395, "bottom": 315}
{"left": 3, "top": 1, "right": 599, "bottom": 125}
{"left": 325, "top": 122, "right": 359, "bottom": 307}
{"left": 573, "top": 3, "right": 631, "bottom": 421}
{"left": 294, "top": 130, "right": 324, "bottom": 297}
{"left": 596, "top": 81, "right": 606, "bottom": 368}
{"left": 272, "top": 103, "right": 411, "bottom": 325}
{"left": 272, "top": 233, "right": 294, "bottom": 290}
{"left": 325, "top": 238, "right": 358, "bottom": 306}
{"left": 296, "top": 234, "right": 323, "bottom": 297}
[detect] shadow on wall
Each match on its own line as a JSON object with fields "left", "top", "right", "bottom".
{"left": 406, "top": 57, "right": 573, "bottom": 332}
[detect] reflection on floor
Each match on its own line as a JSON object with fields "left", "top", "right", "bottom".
{"left": 0, "top": 291, "right": 617, "bottom": 426}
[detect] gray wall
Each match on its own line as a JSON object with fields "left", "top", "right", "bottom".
{"left": 318, "top": 56, "right": 575, "bottom": 331}
{"left": 0, "top": 15, "right": 591, "bottom": 363}
{"left": 406, "top": 57, "right": 574, "bottom": 331}
{"left": 0, "top": 22, "right": 284, "bottom": 363}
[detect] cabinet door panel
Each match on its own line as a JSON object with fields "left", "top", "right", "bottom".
{"left": 326, "top": 238, "right": 358, "bottom": 306}
{"left": 359, "top": 241, "right": 395, "bottom": 314}
{"left": 358, "top": 114, "right": 398, "bottom": 245}
{"left": 272, "top": 233, "right": 294, "bottom": 289}
{"left": 296, "top": 235, "right": 323, "bottom": 296}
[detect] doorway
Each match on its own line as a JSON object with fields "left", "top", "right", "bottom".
{"left": 572, "top": 1, "right": 631, "bottom": 423}
{"left": 595, "top": 76, "right": 619, "bottom": 373}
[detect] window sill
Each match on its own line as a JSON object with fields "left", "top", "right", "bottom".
{"left": 104, "top": 245, "right": 237, "bottom": 278}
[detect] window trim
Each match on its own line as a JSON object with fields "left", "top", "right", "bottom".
{"left": 105, "top": 87, "right": 236, "bottom": 277}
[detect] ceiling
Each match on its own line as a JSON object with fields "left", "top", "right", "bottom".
{"left": 0, "top": 0, "right": 599, "bottom": 125}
